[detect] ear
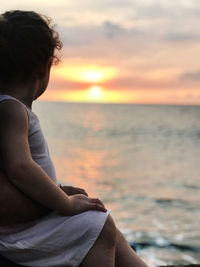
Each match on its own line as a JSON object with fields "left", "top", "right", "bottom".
{"left": 37, "top": 57, "right": 52, "bottom": 78}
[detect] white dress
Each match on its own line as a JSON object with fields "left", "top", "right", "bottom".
{"left": 0, "top": 95, "right": 110, "bottom": 267}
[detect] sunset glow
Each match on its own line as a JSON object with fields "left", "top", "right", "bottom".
{"left": 82, "top": 71, "right": 104, "bottom": 83}
{"left": 5, "top": 0, "right": 200, "bottom": 105}
{"left": 41, "top": 87, "right": 140, "bottom": 104}
{"left": 53, "top": 65, "right": 117, "bottom": 84}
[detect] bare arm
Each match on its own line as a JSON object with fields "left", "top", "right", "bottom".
{"left": 0, "top": 101, "right": 106, "bottom": 216}
{"left": 60, "top": 185, "right": 88, "bottom": 196}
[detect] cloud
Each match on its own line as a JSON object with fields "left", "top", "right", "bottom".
{"left": 57, "top": 21, "right": 147, "bottom": 53}
{"left": 131, "top": 1, "right": 200, "bottom": 20}
{"left": 49, "top": 79, "right": 92, "bottom": 91}
{"left": 180, "top": 71, "right": 200, "bottom": 82}
{"left": 104, "top": 76, "right": 177, "bottom": 90}
{"left": 58, "top": 21, "right": 126, "bottom": 46}
{"left": 57, "top": 26, "right": 95, "bottom": 46}
{"left": 103, "top": 21, "right": 124, "bottom": 39}
{"left": 164, "top": 32, "right": 200, "bottom": 42}
{"left": 132, "top": 3, "right": 175, "bottom": 20}
{"left": 49, "top": 74, "right": 176, "bottom": 92}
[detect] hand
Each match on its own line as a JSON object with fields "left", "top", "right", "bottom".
{"left": 68, "top": 194, "right": 107, "bottom": 215}
{"left": 60, "top": 185, "right": 88, "bottom": 196}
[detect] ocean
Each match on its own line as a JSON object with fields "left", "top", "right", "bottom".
{"left": 33, "top": 101, "right": 200, "bottom": 266}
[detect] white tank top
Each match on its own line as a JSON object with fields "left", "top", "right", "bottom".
{"left": 0, "top": 95, "right": 57, "bottom": 183}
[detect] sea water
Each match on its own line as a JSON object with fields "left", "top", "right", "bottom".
{"left": 33, "top": 101, "right": 200, "bottom": 266}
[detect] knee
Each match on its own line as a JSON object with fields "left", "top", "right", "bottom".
{"left": 98, "top": 215, "right": 117, "bottom": 247}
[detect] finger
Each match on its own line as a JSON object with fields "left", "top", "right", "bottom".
{"left": 90, "top": 198, "right": 105, "bottom": 207}
{"left": 75, "top": 187, "right": 88, "bottom": 196}
{"left": 88, "top": 203, "right": 107, "bottom": 212}
{"left": 83, "top": 190, "right": 88, "bottom": 196}
{"left": 79, "top": 189, "right": 88, "bottom": 196}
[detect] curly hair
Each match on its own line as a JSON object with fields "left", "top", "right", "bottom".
{"left": 0, "top": 10, "right": 63, "bottom": 84}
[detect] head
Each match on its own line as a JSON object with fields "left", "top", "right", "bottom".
{"left": 0, "top": 10, "right": 62, "bottom": 95}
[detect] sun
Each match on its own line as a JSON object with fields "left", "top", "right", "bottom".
{"left": 86, "top": 85, "right": 104, "bottom": 102}
{"left": 89, "top": 85, "right": 102, "bottom": 98}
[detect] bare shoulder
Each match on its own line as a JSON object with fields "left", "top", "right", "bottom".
{"left": 0, "top": 99, "right": 31, "bottom": 176}
{"left": 0, "top": 99, "right": 28, "bottom": 129}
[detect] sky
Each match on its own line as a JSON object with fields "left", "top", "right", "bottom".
{"left": 1, "top": 0, "right": 200, "bottom": 105}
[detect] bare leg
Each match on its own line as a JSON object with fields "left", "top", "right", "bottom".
{"left": 115, "top": 229, "right": 149, "bottom": 267}
{"left": 80, "top": 215, "right": 117, "bottom": 267}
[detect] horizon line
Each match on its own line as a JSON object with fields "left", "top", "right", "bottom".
{"left": 37, "top": 99, "right": 200, "bottom": 107}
